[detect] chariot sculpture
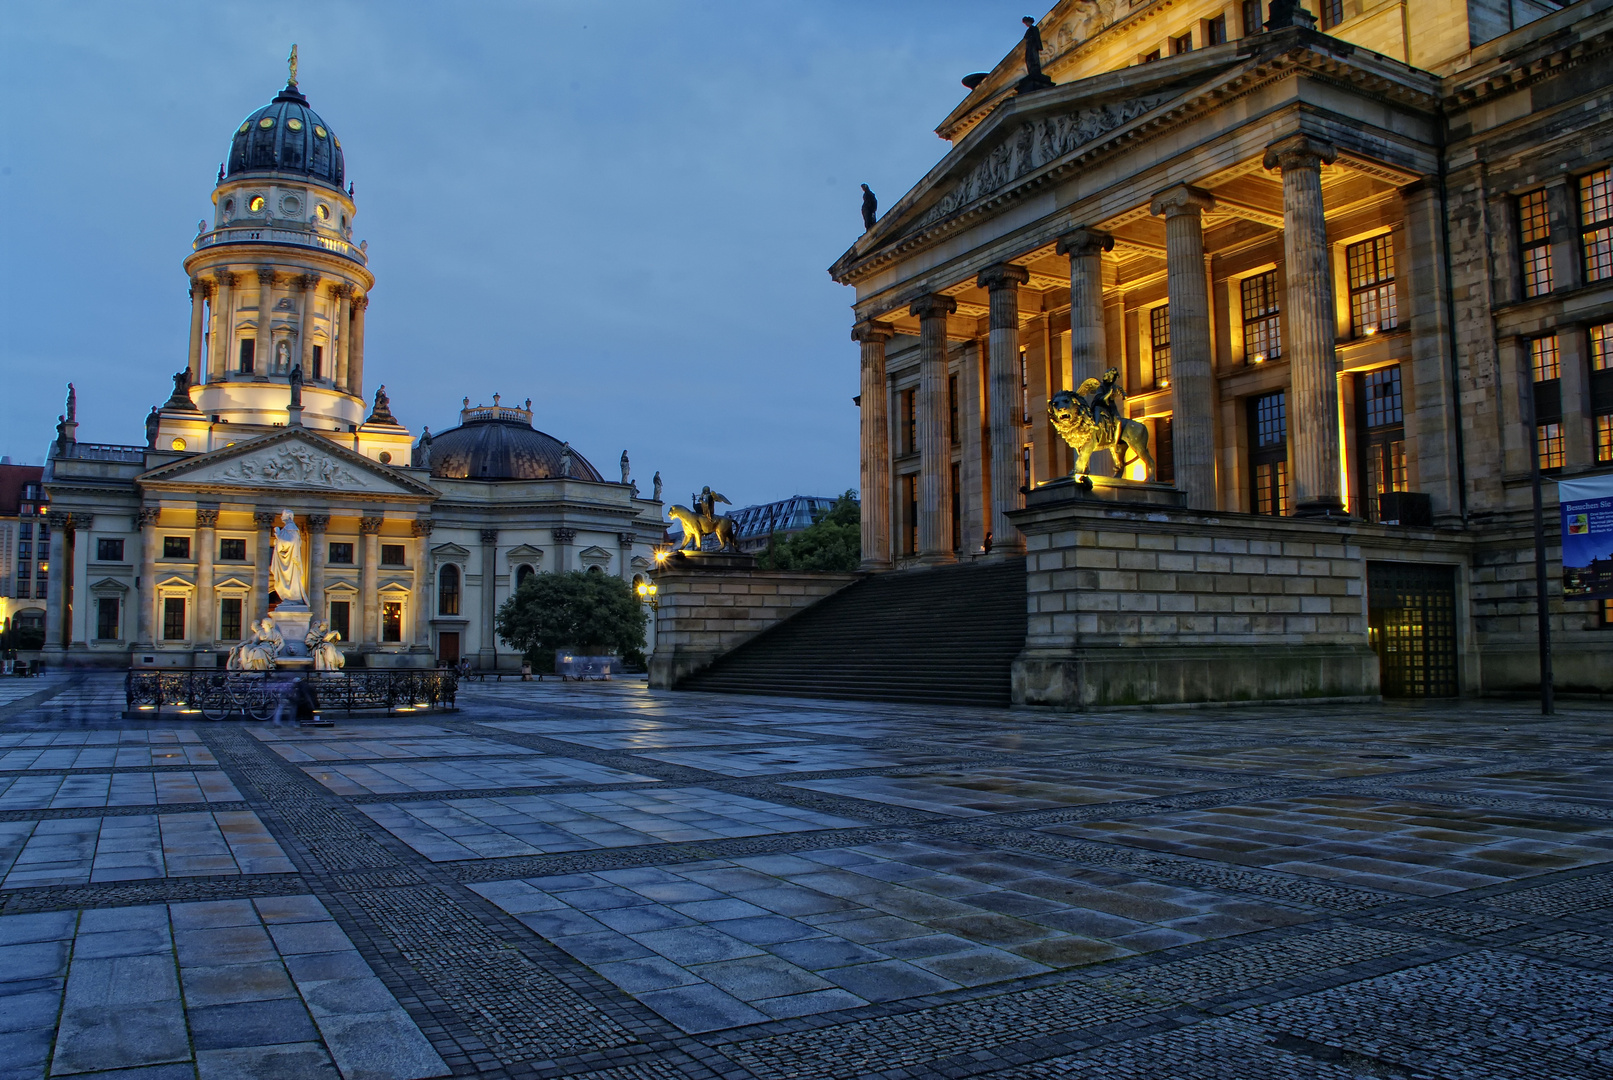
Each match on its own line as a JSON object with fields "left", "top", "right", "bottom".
{"left": 1049, "top": 367, "right": 1156, "bottom": 481}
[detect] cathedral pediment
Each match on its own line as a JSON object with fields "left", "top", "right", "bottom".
{"left": 137, "top": 429, "right": 436, "bottom": 500}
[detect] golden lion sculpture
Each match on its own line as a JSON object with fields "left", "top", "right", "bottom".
{"left": 1049, "top": 368, "right": 1156, "bottom": 481}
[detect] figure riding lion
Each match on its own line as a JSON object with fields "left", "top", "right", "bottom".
{"left": 1048, "top": 367, "right": 1157, "bottom": 481}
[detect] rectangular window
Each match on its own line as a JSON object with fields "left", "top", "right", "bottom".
{"left": 219, "top": 597, "right": 242, "bottom": 643}
{"left": 1205, "top": 14, "right": 1227, "bottom": 45}
{"left": 1142, "top": 49, "right": 1161, "bottom": 63}
{"left": 901, "top": 389, "right": 917, "bottom": 455}
{"left": 1529, "top": 334, "right": 1562, "bottom": 382}
{"left": 1019, "top": 346, "right": 1031, "bottom": 424}
{"left": 1156, "top": 416, "right": 1175, "bottom": 485}
{"left": 219, "top": 537, "right": 246, "bottom": 560}
{"left": 1582, "top": 167, "right": 1613, "bottom": 282}
{"left": 96, "top": 598, "right": 119, "bottom": 641}
{"left": 328, "top": 601, "right": 351, "bottom": 643}
{"left": 1241, "top": 271, "right": 1282, "bottom": 363}
{"left": 1599, "top": 414, "right": 1613, "bottom": 465}
{"left": 1347, "top": 234, "right": 1398, "bottom": 336}
{"left": 96, "top": 538, "right": 124, "bottom": 562}
{"left": 162, "top": 536, "right": 191, "bottom": 560}
{"left": 950, "top": 461, "right": 961, "bottom": 553}
{"left": 328, "top": 542, "right": 354, "bottom": 565}
{"left": 1318, "top": 0, "right": 1345, "bottom": 28}
{"left": 902, "top": 474, "right": 918, "bottom": 556}
{"left": 1364, "top": 366, "right": 1405, "bottom": 429}
{"left": 311, "top": 344, "right": 323, "bottom": 381}
{"left": 1242, "top": 0, "right": 1263, "bottom": 35}
{"left": 1249, "top": 392, "right": 1289, "bottom": 516}
{"left": 238, "top": 338, "right": 255, "bottom": 375}
{"left": 381, "top": 601, "right": 403, "bottom": 643}
{"left": 1171, "top": 32, "right": 1192, "bottom": 55}
{"left": 19, "top": 523, "right": 31, "bottom": 540}
{"left": 948, "top": 374, "right": 959, "bottom": 446}
{"left": 1604, "top": 598, "right": 1613, "bottom": 628}
{"left": 380, "top": 544, "right": 406, "bottom": 567}
{"left": 1538, "top": 421, "right": 1566, "bottom": 472}
{"left": 1358, "top": 367, "right": 1407, "bottom": 523}
{"left": 1518, "top": 188, "right": 1553, "bottom": 297}
{"left": 1150, "top": 305, "right": 1171, "bottom": 387}
{"left": 1593, "top": 323, "right": 1613, "bottom": 371}
{"left": 162, "top": 597, "right": 186, "bottom": 641}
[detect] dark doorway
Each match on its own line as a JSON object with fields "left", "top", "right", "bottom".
{"left": 438, "top": 632, "right": 460, "bottom": 667}
{"left": 1368, "top": 561, "right": 1459, "bottom": 697}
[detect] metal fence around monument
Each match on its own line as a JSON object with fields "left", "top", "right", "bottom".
{"left": 125, "top": 668, "right": 458, "bottom": 720}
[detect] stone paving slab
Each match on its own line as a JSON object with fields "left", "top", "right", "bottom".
{"left": 635, "top": 744, "right": 943, "bottom": 777}
{"left": 786, "top": 766, "right": 1230, "bottom": 818}
{"left": 0, "top": 811, "right": 294, "bottom": 888}
{"left": 0, "top": 771, "right": 242, "bottom": 810}
{"left": 301, "top": 757, "right": 658, "bottom": 796}
{"left": 261, "top": 737, "right": 538, "bottom": 764}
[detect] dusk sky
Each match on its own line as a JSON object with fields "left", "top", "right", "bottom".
{"left": 0, "top": 2, "right": 1021, "bottom": 511}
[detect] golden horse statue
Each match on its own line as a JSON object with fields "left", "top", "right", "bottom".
{"left": 667, "top": 504, "right": 738, "bottom": 552}
{"left": 1048, "top": 368, "right": 1156, "bottom": 480}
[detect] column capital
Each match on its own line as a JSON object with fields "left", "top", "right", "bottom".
{"left": 212, "top": 270, "right": 236, "bottom": 289}
{"left": 194, "top": 508, "right": 219, "bottom": 529}
{"left": 189, "top": 278, "right": 213, "bottom": 301}
{"left": 351, "top": 293, "right": 369, "bottom": 312}
{"left": 253, "top": 510, "right": 278, "bottom": 529}
{"left": 411, "top": 518, "right": 433, "bottom": 538}
{"left": 851, "top": 319, "right": 896, "bottom": 344}
{"left": 1150, "top": 184, "right": 1216, "bottom": 218}
{"left": 551, "top": 527, "right": 577, "bottom": 543}
{"left": 1055, "top": 228, "right": 1114, "bottom": 258}
{"left": 306, "top": 513, "right": 330, "bottom": 532}
{"left": 138, "top": 507, "right": 162, "bottom": 529}
{"left": 331, "top": 283, "right": 353, "bottom": 300}
{"left": 298, "top": 273, "right": 322, "bottom": 291}
{"left": 1263, "top": 134, "right": 1337, "bottom": 173}
{"left": 68, "top": 512, "right": 94, "bottom": 529}
{"left": 360, "top": 516, "right": 385, "bottom": 535}
{"left": 479, "top": 528, "right": 499, "bottom": 544}
{"left": 256, "top": 266, "right": 277, "bottom": 287}
{"left": 909, "top": 293, "right": 958, "bottom": 320}
{"left": 618, "top": 532, "right": 636, "bottom": 547}
{"left": 976, "top": 264, "right": 1030, "bottom": 292}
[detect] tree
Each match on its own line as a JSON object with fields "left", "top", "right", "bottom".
{"left": 495, "top": 571, "right": 647, "bottom": 668}
{"left": 756, "top": 490, "right": 861, "bottom": 572}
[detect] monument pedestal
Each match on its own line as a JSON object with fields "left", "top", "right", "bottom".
{"left": 270, "top": 604, "right": 313, "bottom": 663}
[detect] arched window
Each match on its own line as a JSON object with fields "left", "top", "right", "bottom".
{"left": 516, "top": 564, "right": 534, "bottom": 587}
{"left": 438, "top": 564, "right": 460, "bottom": 616}
{"left": 587, "top": 565, "right": 602, "bottom": 574}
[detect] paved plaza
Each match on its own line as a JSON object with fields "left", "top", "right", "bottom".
{"left": 1, "top": 674, "right": 1611, "bottom": 1078}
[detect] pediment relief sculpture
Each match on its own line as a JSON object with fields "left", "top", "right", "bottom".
{"left": 220, "top": 445, "right": 365, "bottom": 488}
{"left": 911, "top": 93, "right": 1170, "bottom": 234}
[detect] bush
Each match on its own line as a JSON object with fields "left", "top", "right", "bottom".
{"left": 495, "top": 571, "right": 646, "bottom": 668}
{"left": 756, "top": 490, "right": 861, "bottom": 572}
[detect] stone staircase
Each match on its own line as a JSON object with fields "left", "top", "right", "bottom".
{"left": 677, "top": 558, "right": 1027, "bottom": 707}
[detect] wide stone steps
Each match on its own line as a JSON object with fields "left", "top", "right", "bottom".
{"left": 677, "top": 558, "right": 1027, "bottom": 706}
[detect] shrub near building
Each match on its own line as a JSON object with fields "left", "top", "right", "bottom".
{"left": 757, "top": 491, "right": 860, "bottom": 572}
{"left": 495, "top": 571, "right": 646, "bottom": 670}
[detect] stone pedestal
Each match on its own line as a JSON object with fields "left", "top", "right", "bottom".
{"left": 269, "top": 605, "right": 313, "bottom": 661}
{"left": 1026, "top": 476, "right": 1187, "bottom": 510}
{"left": 665, "top": 551, "right": 758, "bottom": 571}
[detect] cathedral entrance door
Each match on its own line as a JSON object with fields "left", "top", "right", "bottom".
{"left": 438, "top": 632, "right": 460, "bottom": 667}
{"left": 1367, "top": 562, "right": 1458, "bottom": 698}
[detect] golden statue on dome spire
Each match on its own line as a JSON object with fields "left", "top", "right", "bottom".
{"left": 287, "top": 44, "right": 299, "bottom": 87}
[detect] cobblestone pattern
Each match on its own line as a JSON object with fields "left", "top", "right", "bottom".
{"left": 1514, "top": 931, "right": 1613, "bottom": 967}
{"left": 0, "top": 871, "right": 312, "bottom": 914}
{"left": 1373, "top": 906, "right": 1534, "bottom": 938}
{"left": 1481, "top": 872, "right": 1613, "bottom": 918}
{"left": 0, "top": 801, "right": 247, "bottom": 821}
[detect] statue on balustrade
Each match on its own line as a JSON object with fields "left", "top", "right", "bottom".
{"left": 1049, "top": 367, "right": 1157, "bottom": 481}
{"left": 668, "top": 485, "right": 738, "bottom": 552}
{"left": 271, "top": 510, "right": 308, "bottom": 606}
{"left": 305, "top": 620, "right": 345, "bottom": 671}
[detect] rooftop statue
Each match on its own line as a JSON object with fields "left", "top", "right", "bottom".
{"left": 668, "top": 486, "right": 737, "bottom": 552}
{"left": 1019, "top": 16, "right": 1055, "bottom": 92}
{"left": 1049, "top": 367, "right": 1156, "bottom": 481}
{"left": 861, "top": 184, "right": 877, "bottom": 231}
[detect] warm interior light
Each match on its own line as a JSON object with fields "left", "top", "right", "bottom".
{"left": 171, "top": 438, "right": 187, "bottom": 451}
{"left": 1252, "top": 354, "right": 1265, "bottom": 364}
{"left": 1364, "top": 326, "right": 1378, "bottom": 336}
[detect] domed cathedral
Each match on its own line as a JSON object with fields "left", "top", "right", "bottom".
{"left": 41, "top": 60, "right": 665, "bottom": 670}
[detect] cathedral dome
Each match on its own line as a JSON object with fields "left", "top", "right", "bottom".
{"left": 225, "top": 83, "right": 345, "bottom": 190}
{"left": 422, "top": 400, "right": 603, "bottom": 482}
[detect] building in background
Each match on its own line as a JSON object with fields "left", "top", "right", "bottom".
{"left": 729, "top": 495, "right": 848, "bottom": 553}
{"left": 0, "top": 463, "right": 48, "bottom": 642}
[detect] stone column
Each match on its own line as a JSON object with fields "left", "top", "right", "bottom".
{"left": 194, "top": 507, "right": 217, "bottom": 645}
{"left": 306, "top": 514, "right": 329, "bottom": 620}
{"left": 411, "top": 519, "right": 433, "bottom": 653}
{"left": 298, "top": 274, "right": 321, "bottom": 379}
{"left": 137, "top": 508, "right": 161, "bottom": 647}
{"left": 1265, "top": 135, "right": 1344, "bottom": 515}
{"left": 618, "top": 532, "right": 635, "bottom": 581}
{"left": 349, "top": 294, "right": 369, "bottom": 397}
{"left": 976, "top": 267, "right": 1029, "bottom": 555}
{"left": 360, "top": 516, "right": 383, "bottom": 649}
{"left": 552, "top": 527, "right": 575, "bottom": 574}
{"left": 187, "top": 279, "right": 210, "bottom": 387}
{"left": 1150, "top": 184, "right": 1218, "bottom": 509}
{"left": 334, "top": 286, "right": 352, "bottom": 393}
{"left": 253, "top": 511, "right": 276, "bottom": 618}
{"left": 44, "top": 510, "right": 74, "bottom": 655}
{"left": 254, "top": 267, "right": 275, "bottom": 377}
{"left": 210, "top": 271, "right": 235, "bottom": 381}
{"left": 479, "top": 528, "right": 499, "bottom": 667}
{"left": 1399, "top": 181, "right": 1461, "bottom": 523}
{"left": 910, "top": 294, "right": 958, "bottom": 563}
{"left": 1057, "top": 229, "right": 1114, "bottom": 387}
{"left": 853, "top": 320, "right": 895, "bottom": 568}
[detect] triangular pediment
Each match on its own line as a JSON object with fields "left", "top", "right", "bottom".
{"left": 89, "top": 577, "right": 130, "bottom": 593}
{"left": 431, "top": 542, "right": 471, "bottom": 559}
{"left": 137, "top": 428, "right": 437, "bottom": 499}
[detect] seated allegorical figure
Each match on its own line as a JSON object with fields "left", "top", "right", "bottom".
{"left": 305, "top": 620, "right": 345, "bottom": 671}
{"left": 227, "top": 618, "right": 283, "bottom": 671}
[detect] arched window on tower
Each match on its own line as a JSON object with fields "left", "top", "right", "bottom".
{"left": 438, "top": 564, "right": 460, "bottom": 616}
{"left": 516, "top": 564, "right": 534, "bottom": 588}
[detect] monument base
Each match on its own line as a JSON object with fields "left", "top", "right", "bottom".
{"left": 269, "top": 605, "right": 313, "bottom": 661}
{"left": 1027, "top": 475, "right": 1186, "bottom": 509}
{"left": 665, "top": 550, "right": 758, "bottom": 571}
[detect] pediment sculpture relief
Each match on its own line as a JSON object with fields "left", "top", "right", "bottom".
{"left": 912, "top": 93, "right": 1169, "bottom": 233}
{"left": 215, "top": 444, "right": 368, "bottom": 489}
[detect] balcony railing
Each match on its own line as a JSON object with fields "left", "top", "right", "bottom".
{"left": 63, "top": 443, "right": 146, "bottom": 463}
{"left": 194, "top": 225, "right": 367, "bottom": 267}
{"left": 125, "top": 668, "right": 458, "bottom": 718}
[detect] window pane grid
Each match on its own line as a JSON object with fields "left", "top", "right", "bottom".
{"left": 1255, "top": 461, "right": 1288, "bottom": 516}
{"left": 1347, "top": 235, "right": 1398, "bottom": 335}
{"left": 1530, "top": 335, "right": 1561, "bottom": 382}
{"left": 1597, "top": 415, "right": 1613, "bottom": 464}
{"left": 1583, "top": 168, "right": 1613, "bottom": 282}
{"left": 1538, "top": 422, "right": 1565, "bottom": 471}
{"left": 1365, "top": 367, "right": 1404, "bottom": 428}
{"left": 1592, "top": 324, "right": 1613, "bottom": 371}
{"left": 1254, "top": 393, "right": 1287, "bottom": 448}
{"left": 1241, "top": 271, "right": 1281, "bottom": 362}
{"left": 1150, "top": 305, "right": 1171, "bottom": 386}
{"left": 1518, "top": 189, "right": 1553, "bottom": 297}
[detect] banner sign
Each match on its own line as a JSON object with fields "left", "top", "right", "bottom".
{"left": 1560, "top": 473, "right": 1613, "bottom": 600}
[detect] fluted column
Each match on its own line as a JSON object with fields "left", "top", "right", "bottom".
{"left": 194, "top": 508, "right": 217, "bottom": 645}
{"left": 298, "top": 274, "right": 321, "bottom": 379}
{"left": 910, "top": 294, "right": 958, "bottom": 563}
{"left": 210, "top": 272, "right": 235, "bottom": 381}
{"left": 334, "top": 286, "right": 352, "bottom": 393}
{"left": 853, "top": 320, "right": 895, "bottom": 568}
{"left": 44, "top": 511, "right": 73, "bottom": 655}
{"left": 1266, "top": 135, "right": 1344, "bottom": 515}
{"left": 138, "top": 508, "right": 161, "bottom": 647}
{"left": 1150, "top": 185, "right": 1218, "bottom": 509}
{"left": 253, "top": 511, "right": 276, "bottom": 619}
{"left": 187, "top": 279, "right": 210, "bottom": 387}
{"left": 349, "top": 294, "right": 369, "bottom": 397}
{"left": 552, "top": 527, "right": 575, "bottom": 574}
{"left": 479, "top": 528, "right": 499, "bottom": 666}
{"left": 976, "top": 266, "right": 1030, "bottom": 554}
{"left": 254, "top": 267, "right": 275, "bottom": 377}
{"left": 1057, "top": 229, "right": 1114, "bottom": 387}
{"left": 360, "top": 516, "right": 383, "bottom": 649}
{"left": 307, "top": 514, "right": 329, "bottom": 621}
{"left": 617, "top": 532, "right": 635, "bottom": 581}
{"left": 411, "top": 519, "right": 433, "bottom": 652}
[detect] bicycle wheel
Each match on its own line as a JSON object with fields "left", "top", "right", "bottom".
{"left": 247, "top": 688, "right": 276, "bottom": 721}
{"left": 201, "top": 690, "right": 233, "bottom": 722}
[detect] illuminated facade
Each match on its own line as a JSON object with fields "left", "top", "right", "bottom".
{"left": 0, "top": 464, "right": 48, "bottom": 642}
{"left": 41, "top": 71, "right": 663, "bottom": 669}
{"left": 834, "top": 0, "right": 1613, "bottom": 695}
